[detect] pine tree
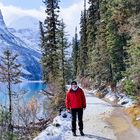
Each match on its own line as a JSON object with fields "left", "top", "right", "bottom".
{"left": 39, "top": 21, "right": 45, "bottom": 49}
{"left": 41, "top": 0, "right": 60, "bottom": 83}
{"left": 106, "top": 0, "right": 131, "bottom": 84}
{"left": 123, "top": 0, "right": 140, "bottom": 96}
{"left": 0, "top": 50, "right": 21, "bottom": 134}
{"left": 64, "top": 57, "right": 73, "bottom": 83}
{"left": 57, "top": 19, "right": 70, "bottom": 92}
{"left": 86, "top": 0, "right": 101, "bottom": 86}
{"left": 94, "top": 0, "right": 111, "bottom": 85}
{"left": 79, "top": 0, "right": 88, "bottom": 77}
{"left": 85, "top": 0, "right": 131, "bottom": 87}
{"left": 72, "top": 27, "right": 79, "bottom": 79}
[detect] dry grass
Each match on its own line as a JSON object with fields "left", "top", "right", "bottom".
{"left": 125, "top": 104, "right": 140, "bottom": 128}
{"left": 107, "top": 116, "right": 129, "bottom": 134}
{"left": 96, "top": 92, "right": 105, "bottom": 98}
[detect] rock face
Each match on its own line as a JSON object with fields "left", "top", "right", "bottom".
{"left": 0, "top": 10, "right": 42, "bottom": 80}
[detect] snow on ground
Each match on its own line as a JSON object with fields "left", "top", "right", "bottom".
{"left": 34, "top": 111, "right": 71, "bottom": 140}
{"left": 64, "top": 93, "right": 116, "bottom": 140}
{"left": 34, "top": 83, "right": 139, "bottom": 140}
{"left": 91, "top": 87, "right": 137, "bottom": 108}
{"left": 34, "top": 91, "right": 116, "bottom": 140}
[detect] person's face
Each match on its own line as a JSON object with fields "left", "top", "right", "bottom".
{"left": 71, "top": 84, "right": 77, "bottom": 88}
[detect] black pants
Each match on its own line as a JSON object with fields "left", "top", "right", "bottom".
{"left": 71, "top": 108, "right": 83, "bottom": 132}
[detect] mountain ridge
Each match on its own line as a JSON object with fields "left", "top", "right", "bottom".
{"left": 0, "top": 9, "right": 42, "bottom": 80}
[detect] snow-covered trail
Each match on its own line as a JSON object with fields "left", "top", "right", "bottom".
{"left": 34, "top": 89, "right": 140, "bottom": 140}
{"left": 64, "top": 92, "right": 117, "bottom": 140}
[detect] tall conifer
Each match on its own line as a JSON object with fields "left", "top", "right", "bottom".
{"left": 41, "top": 0, "right": 60, "bottom": 83}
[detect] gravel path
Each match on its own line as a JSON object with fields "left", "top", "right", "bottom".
{"left": 64, "top": 93, "right": 117, "bottom": 140}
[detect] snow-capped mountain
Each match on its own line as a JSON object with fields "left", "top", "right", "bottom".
{"left": 8, "top": 28, "right": 41, "bottom": 52}
{"left": 8, "top": 16, "right": 41, "bottom": 52}
{"left": 0, "top": 10, "right": 42, "bottom": 80}
{"left": 9, "top": 16, "right": 39, "bottom": 30}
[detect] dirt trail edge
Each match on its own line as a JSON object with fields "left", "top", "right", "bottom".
{"left": 106, "top": 107, "right": 140, "bottom": 140}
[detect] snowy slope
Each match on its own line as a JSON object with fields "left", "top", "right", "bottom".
{"left": 8, "top": 28, "right": 41, "bottom": 52}
{"left": 8, "top": 16, "right": 41, "bottom": 52}
{"left": 0, "top": 10, "right": 42, "bottom": 80}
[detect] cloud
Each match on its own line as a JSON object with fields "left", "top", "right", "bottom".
{"left": 60, "top": 0, "right": 84, "bottom": 38}
{"left": 0, "top": 2, "right": 45, "bottom": 25}
{"left": 0, "top": 0, "right": 86, "bottom": 38}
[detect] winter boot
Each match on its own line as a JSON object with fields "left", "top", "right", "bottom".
{"left": 72, "top": 131, "right": 77, "bottom": 136}
{"left": 80, "top": 131, "right": 85, "bottom": 136}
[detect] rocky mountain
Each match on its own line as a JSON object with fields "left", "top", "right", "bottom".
{"left": 0, "top": 10, "right": 42, "bottom": 80}
{"left": 8, "top": 16, "right": 41, "bottom": 52}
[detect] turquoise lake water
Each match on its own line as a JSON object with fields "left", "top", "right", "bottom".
{"left": 0, "top": 81, "right": 47, "bottom": 105}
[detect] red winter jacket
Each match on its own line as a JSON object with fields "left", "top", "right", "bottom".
{"left": 65, "top": 87, "right": 86, "bottom": 109}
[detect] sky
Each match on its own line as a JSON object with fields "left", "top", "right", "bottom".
{"left": 0, "top": 0, "right": 86, "bottom": 37}
{"left": 0, "top": 0, "right": 80, "bottom": 9}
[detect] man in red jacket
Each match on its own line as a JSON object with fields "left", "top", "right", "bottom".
{"left": 65, "top": 81, "right": 86, "bottom": 136}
